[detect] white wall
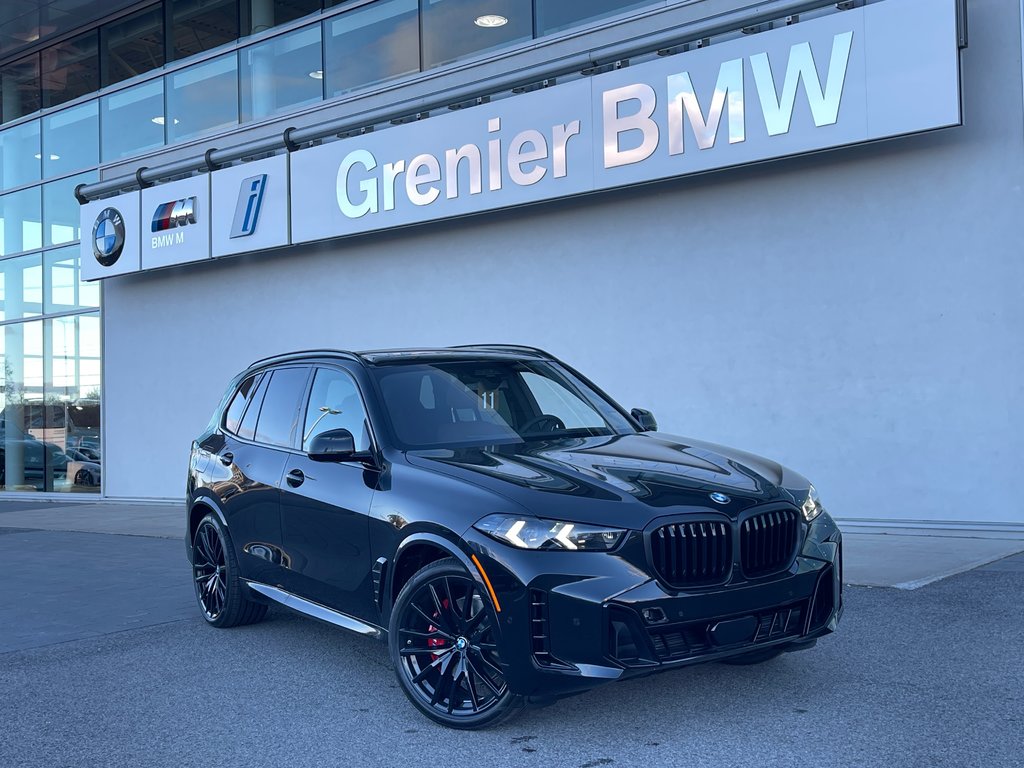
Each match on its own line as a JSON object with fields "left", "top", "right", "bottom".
{"left": 103, "top": 0, "right": 1023, "bottom": 527}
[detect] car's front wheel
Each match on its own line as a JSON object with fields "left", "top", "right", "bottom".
{"left": 389, "top": 558, "right": 523, "bottom": 729}
{"left": 192, "top": 513, "right": 267, "bottom": 628}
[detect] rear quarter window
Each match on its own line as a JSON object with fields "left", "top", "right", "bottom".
{"left": 223, "top": 374, "right": 260, "bottom": 434}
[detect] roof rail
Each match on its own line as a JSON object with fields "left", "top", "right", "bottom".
{"left": 449, "top": 344, "right": 555, "bottom": 358}
{"left": 248, "top": 349, "right": 363, "bottom": 368}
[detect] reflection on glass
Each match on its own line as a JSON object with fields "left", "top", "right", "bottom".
{"left": 102, "top": 5, "right": 165, "bottom": 87}
{"left": 0, "top": 254, "right": 43, "bottom": 321}
{"left": 0, "top": 119, "right": 41, "bottom": 191}
{"left": 166, "top": 54, "right": 238, "bottom": 141}
{"left": 420, "top": 0, "right": 531, "bottom": 69}
{"left": 535, "top": 0, "right": 657, "bottom": 36}
{"left": 249, "top": 0, "right": 322, "bottom": 34}
{"left": 100, "top": 79, "right": 165, "bottom": 161}
{"left": 43, "top": 171, "right": 98, "bottom": 248}
{"left": 0, "top": 315, "right": 101, "bottom": 493}
{"left": 0, "top": 187, "right": 42, "bottom": 257}
{"left": 44, "top": 247, "right": 99, "bottom": 314}
{"left": 46, "top": 314, "right": 102, "bottom": 493}
{"left": 241, "top": 25, "right": 322, "bottom": 122}
{"left": 41, "top": 31, "right": 99, "bottom": 109}
{"left": 0, "top": 55, "right": 41, "bottom": 123}
{"left": 171, "top": 0, "right": 240, "bottom": 61}
{"left": 324, "top": 0, "right": 419, "bottom": 97}
{"left": 42, "top": 101, "right": 99, "bottom": 178}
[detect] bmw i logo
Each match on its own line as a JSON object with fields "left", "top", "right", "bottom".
{"left": 709, "top": 492, "right": 730, "bottom": 505}
{"left": 92, "top": 207, "right": 125, "bottom": 267}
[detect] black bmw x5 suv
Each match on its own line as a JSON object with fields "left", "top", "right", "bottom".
{"left": 186, "top": 345, "right": 842, "bottom": 728}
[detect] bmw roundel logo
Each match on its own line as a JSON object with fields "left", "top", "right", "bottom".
{"left": 709, "top": 492, "right": 731, "bottom": 505}
{"left": 92, "top": 207, "right": 125, "bottom": 267}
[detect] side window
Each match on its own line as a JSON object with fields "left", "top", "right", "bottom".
{"left": 302, "top": 368, "right": 371, "bottom": 452}
{"left": 254, "top": 367, "right": 309, "bottom": 448}
{"left": 223, "top": 374, "right": 259, "bottom": 434}
{"left": 237, "top": 372, "right": 269, "bottom": 440}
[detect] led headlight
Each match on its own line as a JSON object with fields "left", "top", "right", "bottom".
{"left": 474, "top": 515, "right": 625, "bottom": 551}
{"left": 801, "top": 485, "right": 824, "bottom": 522}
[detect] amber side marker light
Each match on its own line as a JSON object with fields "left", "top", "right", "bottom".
{"left": 471, "top": 554, "right": 502, "bottom": 613}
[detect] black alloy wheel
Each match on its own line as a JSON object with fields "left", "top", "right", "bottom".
{"left": 389, "top": 558, "right": 522, "bottom": 729}
{"left": 191, "top": 513, "right": 267, "bottom": 628}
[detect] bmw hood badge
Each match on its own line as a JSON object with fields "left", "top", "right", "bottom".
{"left": 709, "top": 492, "right": 730, "bottom": 504}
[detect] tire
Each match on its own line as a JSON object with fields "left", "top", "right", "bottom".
{"left": 719, "top": 646, "right": 785, "bottom": 666}
{"left": 389, "top": 558, "right": 524, "bottom": 729}
{"left": 191, "top": 513, "right": 267, "bottom": 628}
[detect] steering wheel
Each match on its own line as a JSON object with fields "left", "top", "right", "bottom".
{"left": 519, "top": 414, "right": 566, "bottom": 434}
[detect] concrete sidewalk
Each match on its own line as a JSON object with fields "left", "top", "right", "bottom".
{"left": 1, "top": 499, "right": 1021, "bottom": 590}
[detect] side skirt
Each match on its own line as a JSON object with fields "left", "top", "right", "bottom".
{"left": 243, "top": 580, "right": 384, "bottom": 639}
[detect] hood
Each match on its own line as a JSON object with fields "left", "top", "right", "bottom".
{"left": 405, "top": 433, "right": 811, "bottom": 528}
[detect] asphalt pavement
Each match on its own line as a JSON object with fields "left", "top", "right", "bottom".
{"left": 1, "top": 513, "right": 1022, "bottom": 767}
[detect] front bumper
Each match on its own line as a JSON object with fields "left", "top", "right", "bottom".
{"left": 466, "top": 513, "right": 843, "bottom": 699}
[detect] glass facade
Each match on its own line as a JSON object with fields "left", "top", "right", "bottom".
{"left": 323, "top": 0, "right": 418, "bottom": 97}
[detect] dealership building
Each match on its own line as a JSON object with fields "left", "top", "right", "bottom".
{"left": 0, "top": 0, "right": 1019, "bottom": 532}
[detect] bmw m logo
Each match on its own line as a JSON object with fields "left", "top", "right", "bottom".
{"left": 709, "top": 492, "right": 730, "bottom": 504}
{"left": 92, "top": 207, "right": 125, "bottom": 267}
{"left": 152, "top": 196, "right": 197, "bottom": 232}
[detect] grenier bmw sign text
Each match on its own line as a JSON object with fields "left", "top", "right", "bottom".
{"left": 332, "top": 32, "right": 852, "bottom": 219}
{"left": 80, "top": 0, "right": 960, "bottom": 280}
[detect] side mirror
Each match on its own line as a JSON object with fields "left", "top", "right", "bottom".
{"left": 308, "top": 428, "right": 357, "bottom": 462}
{"left": 630, "top": 408, "right": 658, "bottom": 432}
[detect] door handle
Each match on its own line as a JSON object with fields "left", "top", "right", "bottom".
{"left": 219, "top": 452, "right": 234, "bottom": 466}
{"left": 286, "top": 468, "right": 305, "bottom": 488}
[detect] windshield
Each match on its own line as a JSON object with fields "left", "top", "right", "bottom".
{"left": 371, "top": 360, "right": 636, "bottom": 450}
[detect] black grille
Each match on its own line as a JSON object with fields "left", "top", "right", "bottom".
{"left": 740, "top": 508, "right": 799, "bottom": 578}
{"left": 650, "top": 520, "right": 731, "bottom": 587}
{"left": 648, "top": 601, "right": 806, "bottom": 662}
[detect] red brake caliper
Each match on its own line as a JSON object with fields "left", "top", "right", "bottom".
{"left": 427, "top": 599, "right": 450, "bottom": 659}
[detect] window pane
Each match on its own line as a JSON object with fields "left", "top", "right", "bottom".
{"left": 255, "top": 367, "right": 308, "bottom": 447}
{"left": 43, "top": 101, "right": 99, "bottom": 177}
{"left": 536, "top": 0, "right": 656, "bottom": 36}
{"left": 240, "top": 24, "right": 322, "bottom": 122}
{"left": 224, "top": 374, "right": 259, "bottom": 434}
{"left": 302, "top": 368, "right": 370, "bottom": 451}
{"left": 420, "top": 0, "right": 531, "bottom": 70}
{"left": 0, "top": 55, "right": 41, "bottom": 123}
{"left": 249, "top": 0, "right": 322, "bottom": 34}
{"left": 0, "top": 119, "right": 41, "bottom": 191}
{"left": 0, "top": 319, "right": 51, "bottom": 491}
{"left": 324, "top": 0, "right": 419, "bottom": 97}
{"left": 41, "top": 31, "right": 99, "bottom": 109}
{"left": 100, "top": 79, "right": 165, "bottom": 161}
{"left": 0, "top": 254, "right": 43, "bottom": 321}
{"left": 171, "top": 0, "right": 240, "bottom": 61}
{"left": 45, "top": 246, "right": 100, "bottom": 314}
{"left": 237, "top": 371, "right": 268, "bottom": 439}
{"left": 0, "top": 186, "right": 42, "bottom": 256}
{"left": 43, "top": 171, "right": 97, "bottom": 248}
{"left": 47, "top": 313, "right": 102, "bottom": 492}
{"left": 102, "top": 4, "right": 165, "bottom": 87}
{"left": 166, "top": 54, "right": 238, "bottom": 142}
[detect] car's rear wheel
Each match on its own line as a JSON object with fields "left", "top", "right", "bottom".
{"left": 389, "top": 558, "right": 523, "bottom": 729}
{"left": 192, "top": 513, "right": 267, "bottom": 628}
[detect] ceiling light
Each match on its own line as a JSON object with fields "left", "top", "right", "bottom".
{"left": 151, "top": 116, "right": 180, "bottom": 125}
{"left": 308, "top": 69, "right": 323, "bottom": 80}
{"left": 34, "top": 153, "right": 60, "bottom": 160}
{"left": 474, "top": 14, "right": 508, "bottom": 28}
